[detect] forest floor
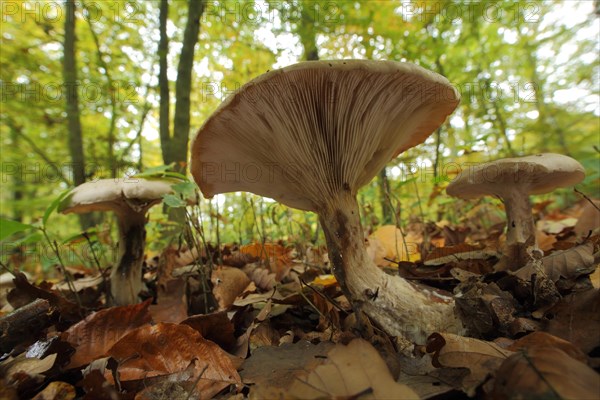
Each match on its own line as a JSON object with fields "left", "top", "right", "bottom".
{"left": 1, "top": 198, "right": 599, "bottom": 399}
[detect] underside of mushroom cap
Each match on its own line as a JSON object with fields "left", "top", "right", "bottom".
{"left": 59, "top": 178, "right": 178, "bottom": 215}
{"left": 446, "top": 153, "right": 586, "bottom": 199}
{"left": 191, "top": 60, "right": 459, "bottom": 212}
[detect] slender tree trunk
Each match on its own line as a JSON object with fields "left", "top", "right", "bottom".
{"left": 377, "top": 168, "right": 393, "bottom": 225}
{"left": 299, "top": 3, "right": 319, "bottom": 60}
{"left": 158, "top": 0, "right": 170, "bottom": 166}
{"left": 8, "top": 126, "right": 24, "bottom": 222}
{"left": 171, "top": 0, "right": 205, "bottom": 174}
{"left": 63, "top": 0, "right": 93, "bottom": 229}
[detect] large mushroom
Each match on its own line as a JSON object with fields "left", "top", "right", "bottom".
{"left": 446, "top": 153, "right": 585, "bottom": 268}
{"left": 191, "top": 60, "right": 463, "bottom": 342}
{"left": 59, "top": 178, "right": 182, "bottom": 305}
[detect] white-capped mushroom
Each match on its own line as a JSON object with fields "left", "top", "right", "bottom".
{"left": 190, "top": 60, "right": 463, "bottom": 342}
{"left": 59, "top": 178, "right": 181, "bottom": 305}
{"left": 446, "top": 153, "right": 585, "bottom": 268}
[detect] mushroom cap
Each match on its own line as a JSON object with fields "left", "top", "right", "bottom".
{"left": 58, "top": 178, "right": 179, "bottom": 215}
{"left": 191, "top": 60, "right": 459, "bottom": 212}
{"left": 446, "top": 153, "right": 586, "bottom": 199}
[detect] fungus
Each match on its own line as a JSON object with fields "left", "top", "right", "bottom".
{"left": 446, "top": 153, "right": 585, "bottom": 268}
{"left": 59, "top": 178, "right": 183, "bottom": 305}
{"left": 191, "top": 60, "right": 463, "bottom": 342}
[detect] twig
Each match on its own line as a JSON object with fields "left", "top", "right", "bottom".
{"left": 574, "top": 188, "right": 600, "bottom": 212}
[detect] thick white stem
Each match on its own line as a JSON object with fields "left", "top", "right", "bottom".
{"left": 502, "top": 189, "right": 537, "bottom": 267}
{"left": 112, "top": 212, "right": 146, "bottom": 305}
{"left": 319, "top": 191, "right": 463, "bottom": 343}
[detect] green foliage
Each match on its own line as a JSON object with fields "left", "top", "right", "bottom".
{"left": 0, "top": 0, "right": 598, "bottom": 267}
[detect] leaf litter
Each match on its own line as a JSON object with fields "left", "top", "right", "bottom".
{"left": 0, "top": 201, "right": 599, "bottom": 399}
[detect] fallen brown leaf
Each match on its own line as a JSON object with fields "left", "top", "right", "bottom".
{"left": 240, "top": 341, "right": 334, "bottom": 390}
{"left": 182, "top": 311, "right": 236, "bottom": 352}
{"left": 542, "top": 288, "right": 600, "bottom": 353}
{"left": 289, "top": 339, "right": 419, "bottom": 399}
{"left": 490, "top": 347, "right": 600, "bottom": 399}
{"left": 426, "top": 332, "right": 513, "bottom": 396}
{"left": 61, "top": 300, "right": 152, "bottom": 369}
{"left": 31, "top": 381, "right": 76, "bottom": 400}
{"left": 515, "top": 241, "right": 595, "bottom": 282}
{"left": 212, "top": 266, "right": 252, "bottom": 310}
{"left": 149, "top": 278, "right": 188, "bottom": 323}
{"left": 507, "top": 331, "right": 588, "bottom": 363}
{"left": 107, "top": 322, "right": 241, "bottom": 399}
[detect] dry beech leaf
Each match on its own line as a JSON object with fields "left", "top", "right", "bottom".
{"left": 31, "top": 381, "right": 76, "bottom": 400}
{"left": 543, "top": 288, "right": 600, "bottom": 353}
{"left": 490, "top": 347, "right": 600, "bottom": 400}
{"left": 536, "top": 229, "right": 557, "bottom": 252}
{"left": 1, "top": 353, "right": 57, "bottom": 379}
{"left": 426, "top": 332, "right": 513, "bottom": 396}
{"left": 62, "top": 300, "right": 152, "bottom": 369}
{"left": 537, "top": 217, "right": 578, "bottom": 234}
{"left": 182, "top": 311, "right": 236, "bottom": 352}
{"left": 507, "top": 331, "right": 587, "bottom": 363}
{"left": 242, "top": 264, "right": 277, "bottom": 290}
{"left": 107, "top": 322, "right": 241, "bottom": 399}
{"left": 240, "top": 341, "right": 334, "bottom": 388}
{"left": 515, "top": 241, "right": 595, "bottom": 282}
{"left": 149, "top": 278, "right": 188, "bottom": 324}
{"left": 239, "top": 242, "right": 293, "bottom": 280}
{"left": 574, "top": 199, "right": 600, "bottom": 238}
{"left": 212, "top": 266, "right": 252, "bottom": 310}
{"left": 289, "top": 339, "right": 419, "bottom": 400}
{"left": 369, "top": 225, "right": 420, "bottom": 263}
{"left": 424, "top": 243, "right": 496, "bottom": 266}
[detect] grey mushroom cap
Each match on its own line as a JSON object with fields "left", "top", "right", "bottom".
{"left": 191, "top": 59, "right": 460, "bottom": 212}
{"left": 446, "top": 153, "right": 586, "bottom": 199}
{"left": 58, "top": 178, "right": 178, "bottom": 215}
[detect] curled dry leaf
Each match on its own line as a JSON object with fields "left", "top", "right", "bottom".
{"left": 239, "top": 242, "right": 293, "bottom": 281}
{"left": 289, "top": 339, "right": 419, "bottom": 400}
{"left": 542, "top": 288, "right": 600, "bottom": 353}
{"left": 242, "top": 264, "right": 277, "bottom": 290}
{"left": 182, "top": 311, "right": 236, "bottom": 352}
{"left": 149, "top": 278, "right": 188, "bottom": 324}
{"left": 212, "top": 266, "right": 252, "bottom": 310}
{"left": 490, "top": 347, "right": 600, "bottom": 400}
{"left": 106, "top": 322, "right": 241, "bottom": 399}
{"left": 240, "top": 340, "right": 334, "bottom": 388}
{"left": 507, "top": 331, "right": 587, "bottom": 363}
{"left": 574, "top": 199, "right": 600, "bottom": 238}
{"left": 515, "top": 241, "right": 595, "bottom": 282}
{"left": 61, "top": 300, "right": 152, "bottom": 369}
{"left": 31, "top": 381, "right": 76, "bottom": 400}
{"left": 426, "top": 332, "right": 513, "bottom": 396}
{"left": 368, "top": 225, "right": 420, "bottom": 264}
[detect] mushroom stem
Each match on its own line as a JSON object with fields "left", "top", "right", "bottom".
{"left": 502, "top": 189, "right": 537, "bottom": 267}
{"left": 319, "top": 191, "right": 463, "bottom": 343}
{"left": 112, "top": 212, "right": 147, "bottom": 305}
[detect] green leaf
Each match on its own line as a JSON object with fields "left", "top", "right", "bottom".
{"left": 44, "top": 188, "right": 73, "bottom": 227}
{"left": 0, "top": 218, "right": 36, "bottom": 242}
{"left": 171, "top": 181, "right": 197, "bottom": 200}
{"left": 132, "top": 164, "right": 189, "bottom": 181}
{"left": 162, "top": 194, "right": 187, "bottom": 208}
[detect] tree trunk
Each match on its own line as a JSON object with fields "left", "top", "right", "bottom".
{"left": 171, "top": 0, "right": 205, "bottom": 174}
{"left": 299, "top": 3, "right": 319, "bottom": 60}
{"left": 158, "top": 0, "right": 170, "bottom": 166}
{"left": 377, "top": 168, "right": 393, "bottom": 225}
{"left": 63, "top": 0, "right": 93, "bottom": 229}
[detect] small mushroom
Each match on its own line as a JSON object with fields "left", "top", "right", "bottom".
{"left": 446, "top": 153, "right": 585, "bottom": 268}
{"left": 59, "top": 178, "right": 182, "bottom": 305}
{"left": 191, "top": 60, "right": 462, "bottom": 342}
